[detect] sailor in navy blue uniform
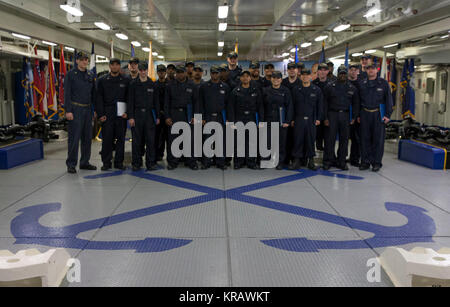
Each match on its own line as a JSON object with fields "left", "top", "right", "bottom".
{"left": 96, "top": 58, "right": 129, "bottom": 171}
{"left": 348, "top": 63, "right": 363, "bottom": 167}
{"left": 290, "top": 69, "right": 324, "bottom": 171}
{"left": 262, "top": 63, "right": 274, "bottom": 88}
{"left": 226, "top": 52, "right": 242, "bottom": 90}
{"left": 156, "top": 64, "right": 168, "bottom": 161}
{"left": 164, "top": 65, "right": 199, "bottom": 170}
{"left": 198, "top": 66, "right": 231, "bottom": 170}
{"left": 262, "top": 71, "right": 294, "bottom": 170}
{"left": 128, "top": 62, "right": 160, "bottom": 171}
{"left": 227, "top": 70, "right": 264, "bottom": 169}
{"left": 64, "top": 52, "right": 97, "bottom": 174}
{"left": 313, "top": 63, "right": 331, "bottom": 152}
{"left": 358, "top": 63, "right": 393, "bottom": 172}
{"left": 322, "top": 65, "right": 360, "bottom": 170}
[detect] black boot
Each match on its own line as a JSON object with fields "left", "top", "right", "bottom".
{"left": 307, "top": 159, "right": 318, "bottom": 171}
{"left": 289, "top": 159, "right": 302, "bottom": 170}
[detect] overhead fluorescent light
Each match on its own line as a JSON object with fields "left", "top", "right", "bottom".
{"left": 42, "top": 41, "right": 57, "bottom": 46}
{"left": 330, "top": 55, "right": 345, "bottom": 59}
{"left": 290, "top": 47, "right": 297, "bottom": 53}
{"left": 142, "top": 47, "right": 150, "bottom": 52}
{"left": 60, "top": 4, "right": 84, "bottom": 17}
{"left": 282, "top": 52, "right": 290, "bottom": 57}
{"left": 94, "top": 22, "right": 111, "bottom": 30}
{"left": 219, "top": 23, "right": 228, "bottom": 32}
{"left": 218, "top": 52, "right": 223, "bottom": 56}
{"left": 65, "top": 46, "right": 75, "bottom": 52}
{"left": 315, "top": 35, "right": 328, "bottom": 41}
{"left": 131, "top": 41, "right": 142, "bottom": 47}
{"left": 441, "top": 34, "right": 449, "bottom": 39}
{"left": 333, "top": 24, "right": 351, "bottom": 32}
{"left": 365, "top": 49, "right": 377, "bottom": 54}
{"left": 158, "top": 55, "right": 164, "bottom": 59}
{"left": 12, "top": 33, "right": 31, "bottom": 40}
{"left": 383, "top": 43, "right": 399, "bottom": 48}
{"left": 352, "top": 52, "right": 363, "bottom": 57}
{"left": 218, "top": 5, "right": 229, "bottom": 19}
{"left": 152, "top": 52, "right": 158, "bottom": 56}
{"left": 115, "top": 33, "right": 128, "bottom": 40}
{"left": 301, "top": 42, "right": 312, "bottom": 48}
{"left": 364, "top": 7, "right": 382, "bottom": 18}
{"left": 218, "top": 41, "right": 224, "bottom": 47}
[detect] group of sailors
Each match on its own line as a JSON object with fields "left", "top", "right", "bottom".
{"left": 63, "top": 51, "right": 393, "bottom": 174}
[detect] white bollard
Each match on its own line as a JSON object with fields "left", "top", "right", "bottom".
{"left": 0, "top": 248, "right": 72, "bottom": 287}
{"left": 378, "top": 247, "right": 450, "bottom": 287}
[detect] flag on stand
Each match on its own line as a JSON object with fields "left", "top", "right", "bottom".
{"left": 47, "top": 46, "right": 58, "bottom": 120}
{"left": 32, "top": 47, "right": 45, "bottom": 115}
{"left": 22, "top": 57, "right": 35, "bottom": 122}
{"left": 89, "top": 42, "right": 96, "bottom": 78}
{"left": 388, "top": 59, "right": 398, "bottom": 107}
{"left": 380, "top": 51, "right": 387, "bottom": 80}
{"left": 295, "top": 45, "right": 299, "bottom": 64}
{"left": 58, "top": 45, "right": 67, "bottom": 118}
{"left": 400, "top": 59, "right": 415, "bottom": 118}
{"left": 131, "top": 43, "right": 136, "bottom": 57}
{"left": 148, "top": 41, "right": 156, "bottom": 81}
{"left": 319, "top": 41, "right": 326, "bottom": 64}
{"left": 344, "top": 43, "right": 349, "bottom": 69}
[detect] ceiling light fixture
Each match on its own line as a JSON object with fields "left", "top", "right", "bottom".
{"left": 441, "top": 34, "right": 449, "bottom": 39}
{"left": 218, "top": 52, "right": 223, "bottom": 56}
{"left": 158, "top": 55, "right": 164, "bottom": 59}
{"left": 333, "top": 23, "right": 351, "bottom": 32}
{"left": 94, "top": 22, "right": 111, "bottom": 30}
{"left": 364, "top": 7, "right": 382, "bottom": 18}
{"left": 383, "top": 43, "right": 399, "bottom": 48}
{"left": 142, "top": 47, "right": 150, "bottom": 52}
{"left": 131, "top": 41, "right": 142, "bottom": 47}
{"left": 115, "top": 33, "right": 128, "bottom": 40}
{"left": 152, "top": 52, "right": 158, "bottom": 56}
{"left": 219, "top": 23, "right": 228, "bottom": 32}
{"left": 315, "top": 35, "right": 328, "bottom": 41}
{"left": 65, "top": 46, "right": 75, "bottom": 52}
{"left": 301, "top": 42, "right": 312, "bottom": 48}
{"left": 218, "top": 41, "right": 224, "bottom": 47}
{"left": 218, "top": 5, "right": 229, "bottom": 19}
{"left": 60, "top": 3, "right": 84, "bottom": 17}
{"left": 282, "top": 52, "right": 290, "bottom": 57}
{"left": 365, "top": 49, "right": 377, "bottom": 54}
{"left": 352, "top": 52, "right": 363, "bottom": 57}
{"left": 42, "top": 41, "right": 57, "bottom": 46}
{"left": 12, "top": 33, "right": 31, "bottom": 40}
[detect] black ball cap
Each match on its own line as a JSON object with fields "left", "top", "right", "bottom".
{"left": 361, "top": 54, "right": 371, "bottom": 60}
{"left": 76, "top": 52, "right": 89, "bottom": 60}
{"left": 176, "top": 65, "right": 186, "bottom": 72}
{"left": 129, "top": 57, "right": 140, "bottom": 64}
{"left": 301, "top": 69, "right": 311, "bottom": 75}
{"left": 318, "top": 63, "right": 329, "bottom": 70}
{"left": 228, "top": 52, "right": 238, "bottom": 58}
{"left": 297, "top": 62, "right": 305, "bottom": 69}
{"left": 194, "top": 65, "right": 203, "bottom": 72}
{"left": 366, "top": 63, "right": 377, "bottom": 69}
{"left": 109, "top": 58, "right": 121, "bottom": 65}
{"left": 287, "top": 63, "right": 297, "bottom": 69}
{"left": 272, "top": 71, "right": 283, "bottom": 79}
{"left": 249, "top": 61, "right": 260, "bottom": 69}
{"left": 327, "top": 61, "right": 334, "bottom": 67}
{"left": 240, "top": 70, "right": 251, "bottom": 77}
{"left": 157, "top": 64, "right": 167, "bottom": 72}
{"left": 138, "top": 62, "right": 148, "bottom": 70}
{"left": 167, "top": 64, "right": 176, "bottom": 70}
{"left": 337, "top": 65, "right": 348, "bottom": 74}
{"left": 264, "top": 63, "right": 274, "bottom": 69}
{"left": 349, "top": 63, "right": 360, "bottom": 69}
{"left": 185, "top": 61, "right": 195, "bottom": 67}
{"left": 210, "top": 66, "right": 220, "bottom": 73}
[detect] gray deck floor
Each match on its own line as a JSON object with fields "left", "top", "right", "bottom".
{"left": 0, "top": 140, "right": 449, "bottom": 287}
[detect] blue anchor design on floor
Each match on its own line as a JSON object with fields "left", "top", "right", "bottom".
{"left": 10, "top": 169, "right": 436, "bottom": 253}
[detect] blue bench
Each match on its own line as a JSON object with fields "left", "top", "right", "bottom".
{"left": 0, "top": 138, "right": 44, "bottom": 169}
{"left": 398, "top": 139, "right": 447, "bottom": 170}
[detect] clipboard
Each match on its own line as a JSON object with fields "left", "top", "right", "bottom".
{"left": 117, "top": 102, "right": 127, "bottom": 117}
